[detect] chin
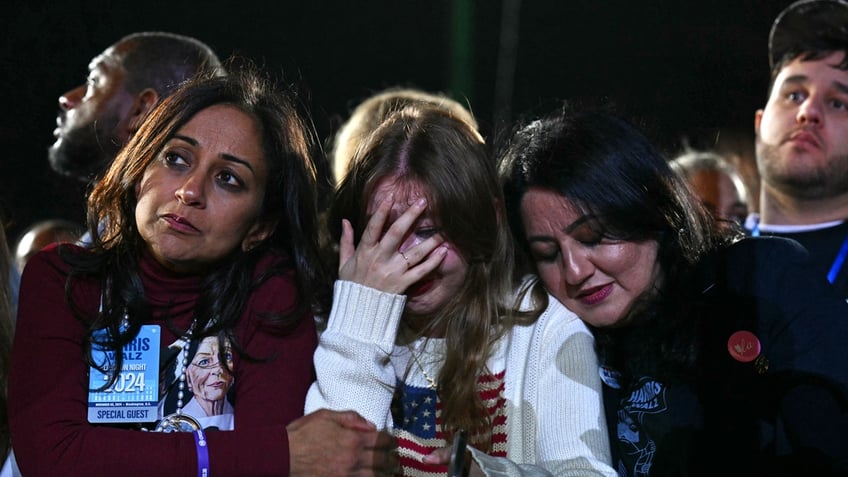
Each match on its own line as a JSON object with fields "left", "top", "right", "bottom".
{"left": 404, "top": 295, "right": 445, "bottom": 316}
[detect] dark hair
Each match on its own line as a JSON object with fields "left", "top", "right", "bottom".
{"left": 117, "top": 32, "right": 225, "bottom": 97}
{"left": 502, "top": 108, "right": 723, "bottom": 274}
{"left": 329, "top": 104, "right": 514, "bottom": 449}
{"left": 69, "top": 60, "right": 326, "bottom": 382}
{"left": 500, "top": 107, "right": 743, "bottom": 382}
{"left": 768, "top": 0, "right": 848, "bottom": 89}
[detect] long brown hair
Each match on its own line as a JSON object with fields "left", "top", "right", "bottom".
{"left": 330, "top": 104, "right": 516, "bottom": 449}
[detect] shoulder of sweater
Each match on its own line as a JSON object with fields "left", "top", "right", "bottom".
{"left": 508, "top": 292, "right": 586, "bottom": 345}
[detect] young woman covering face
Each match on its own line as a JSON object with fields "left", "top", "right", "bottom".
{"left": 365, "top": 176, "right": 467, "bottom": 332}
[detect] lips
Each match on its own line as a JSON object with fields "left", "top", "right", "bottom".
{"left": 577, "top": 283, "right": 613, "bottom": 305}
{"left": 787, "top": 130, "right": 822, "bottom": 149}
{"left": 407, "top": 278, "right": 435, "bottom": 296}
{"left": 162, "top": 214, "right": 199, "bottom": 233}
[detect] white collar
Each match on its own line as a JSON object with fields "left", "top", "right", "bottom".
{"left": 745, "top": 213, "right": 845, "bottom": 233}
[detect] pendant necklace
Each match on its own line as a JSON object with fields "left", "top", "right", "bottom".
{"left": 410, "top": 347, "right": 438, "bottom": 390}
{"left": 154, "top": 319, "right": 202, "bottom": 432}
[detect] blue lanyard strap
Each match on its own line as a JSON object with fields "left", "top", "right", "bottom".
{"left": 827, "top": 235, "right": 848, "bottom": 284}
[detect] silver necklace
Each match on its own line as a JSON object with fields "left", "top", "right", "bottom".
{"left": 154, "top": 320, "right": 201, "bottom": 432}
{"left": 175, "top": 320, "right": 195, "bottom": 415}
{"left": 410, "top": 348, "right": 438, "bottom": 390}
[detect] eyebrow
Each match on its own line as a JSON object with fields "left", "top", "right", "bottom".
{"left": 526, "top": 214, "right": 594, "bottom": 243}
{"left": 780, "top": 74, "right": 809, "bottom": 87}
{"left": 172, "top": 134, "right": 256, "bottom": 173}
{"left": 781, "top": 74, "right": 848, "bottom": 95}
{"left": 564, "top": 214, "right": 595, "bottom": 234}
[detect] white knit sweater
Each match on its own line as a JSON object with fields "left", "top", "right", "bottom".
{"left": 305, "top": 277, "right": 616, "bottom": 477}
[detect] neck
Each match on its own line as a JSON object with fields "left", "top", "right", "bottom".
{"left": 759, "top": 185, "right": 848, "bottom": 225}
{"left": 401, "top": 313, "right": 446, "bottom": 338}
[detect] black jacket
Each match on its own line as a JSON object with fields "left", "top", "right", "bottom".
{"left": 601, "top": 237, "right": 848, "bottom": 476}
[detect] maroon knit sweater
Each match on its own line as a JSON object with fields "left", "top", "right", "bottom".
{"left": 8, "top": 244, "right": 317, "bottom": 476}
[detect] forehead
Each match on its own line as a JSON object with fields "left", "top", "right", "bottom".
{"left": 520, "top": 188, "right": 581, "bottom": 229}
{"left": 773, "top": 51, "right": 848, "bottom": 88}
{"left": 88, "top": 44, "right": 127, "bottom": 75}
{"left": 180, "top": 105, "right": 263, "bottom": 152}
{"left": 367, "top": 176, "right": 431, "bottom": 216}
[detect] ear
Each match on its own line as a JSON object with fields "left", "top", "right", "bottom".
{"left": 754, "top": 109, "right": 764, "bottom": 135}
{"left": 241, "top": 219, "right": 277, "bottom": 252}
{"left": 127, "top": 88, "right": 160, "bottom": 134}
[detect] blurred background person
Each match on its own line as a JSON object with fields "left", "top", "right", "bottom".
{"left": 49, "top": 31, "right": 224, "bottom": 183}
{"left": 330, "top": 87, "right": 478, "bottom": 186}
{"left": 670, "top": 149, "right": 750, "bottom": 225}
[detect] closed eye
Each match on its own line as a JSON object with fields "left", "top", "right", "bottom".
{"left": 528, "top": 239, "right": 560, "bottom": 263}
{"left": 530, "top": 248, "right": 559, "bottom": 263}
{"left": 415, "top": 226, "right": 440, "bottom": 239}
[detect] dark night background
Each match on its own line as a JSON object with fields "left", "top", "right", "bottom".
{"left": 2, "top": 1, "right": 794, "bottom": 246}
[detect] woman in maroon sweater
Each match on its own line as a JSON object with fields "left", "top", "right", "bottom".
{"left": 7, "top": 63, "right": 396, "bottom": 476}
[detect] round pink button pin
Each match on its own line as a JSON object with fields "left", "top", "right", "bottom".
{"left": 727, "top": 330, "right": 761, "bottom": 363}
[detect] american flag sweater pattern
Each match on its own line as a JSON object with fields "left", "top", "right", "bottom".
{"left": 392, "top": 370, "right": 507, "bottom": 477}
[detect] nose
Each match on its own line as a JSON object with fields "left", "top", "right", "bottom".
{"left": 59, "top": 85, "right": 86, "bottom": 111}
{"left": 561, "top": 246, "right": 593, "bottom": 286}
{"left": 797, "top": 97, "right": 822, "bottom": 126}
{"left": 175, "top": 173, "right": 206, "bottom": 207}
